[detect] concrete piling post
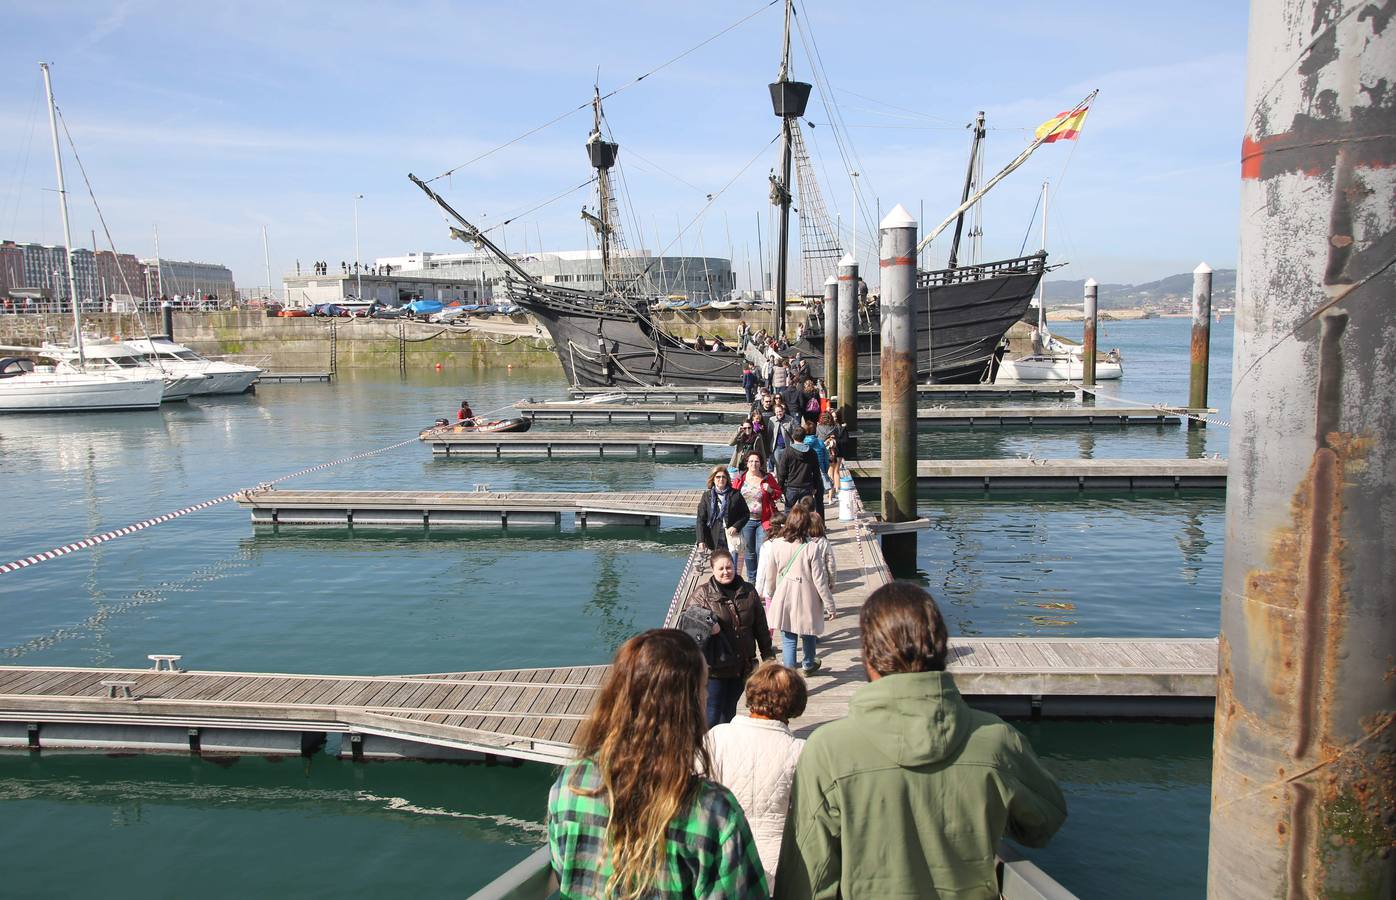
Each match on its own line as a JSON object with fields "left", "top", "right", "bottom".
{"left": 836, "top": 254, "right": 859, "bottom": 445}
{"left": 1189, "top": 263, "right": 1213, "bottom": 430}
{"left": 161, "top": 300, "right": 173, "bottom": 340}
{"left": 878, "top": 205, "right": 918, "bottom": 570}
{"left": 822, "top": 275, "right": 838, "bottom": 393}
{"left": 1207, "top": 2, "right": 1395, "bottom": 897}
{"left": 1082, "top": 278, "right": 1098, "bottom": 388}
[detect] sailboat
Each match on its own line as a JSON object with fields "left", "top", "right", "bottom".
{"left": 409, "top": 1, "right": 1057, "bottom": 388}
{"left": 995, "top": 182, "right": 1122, "bottom": 382}
{"left": 0, "top": 64, "right": 164, "bottom": 414}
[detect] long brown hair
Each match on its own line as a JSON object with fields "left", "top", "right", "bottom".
{"left": 573, "top": 629, "right": 711, "bottom": 899}
{"left": 782, "top": 495, "right": 826, "bottom": 541}
{"left": 861, "top": 582, "right": 949, "bottom": 675}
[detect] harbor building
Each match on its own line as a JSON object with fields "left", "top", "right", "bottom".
{"left": 139, "top": 258, "right": 237, "bottom": 301}
{"left": 280, "top": 270, "right": 491, "bottom": 308}
{"left": 95, "top": 250, "right": 148, "bottom": 299}
{"left": 374, "top": 249, "right": 735, "bottom": 303}
{"left": 7, "top": 242, "right": 100, "bottom": 302}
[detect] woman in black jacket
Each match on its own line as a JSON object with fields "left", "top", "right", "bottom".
{"left": 695, "top": 464, "right": 750, "bottom": 551}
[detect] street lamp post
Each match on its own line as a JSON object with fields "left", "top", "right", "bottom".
{"left": 353, "top": 194, "right": 364, "bottom": 302}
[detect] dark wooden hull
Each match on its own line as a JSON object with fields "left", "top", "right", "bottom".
{"left": 516, "top": 254, "right": 1044, "bottom": 387}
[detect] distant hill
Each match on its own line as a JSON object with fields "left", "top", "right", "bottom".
{"left": 1042, "top": 269, "right": 1236, "bottom": 309}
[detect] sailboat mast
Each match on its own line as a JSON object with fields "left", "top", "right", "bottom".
{"left": 1037, "top": 179, "right": 1049, "bottom": 330}
{"left": 154, "top": 225, "right": 164, "bottom": 299}
{"left": 768, "top": 0, "right": 809, "bottom": 339}
{"left": 946, "top": 111, "right": 985, "bottom": 270}
{"left": 40, "top": 62, "right": 84, "bottom": 367}
{"left": 586, "top": 88, "right": 620, "bottom": 294}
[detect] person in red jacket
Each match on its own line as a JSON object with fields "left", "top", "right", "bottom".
{"left": 732, "top": 451, "right": 782, "bottom": 582}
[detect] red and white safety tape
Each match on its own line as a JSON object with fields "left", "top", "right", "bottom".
{"left": 0, "top": 437, "right": 419, "bottom": 575}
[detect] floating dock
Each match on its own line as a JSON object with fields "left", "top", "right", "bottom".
{"left": 0, "top": 479, "right": 1218, "bottom": 767}
{"left": 257, "top": 372, "right": 333, "bottom": 383}
{"left": 565, "top": 383, "right": 1077, "bottom": 401}
{"left": 848, "top": 457, "right": 1228, "bottom": 491}
{"left": 516, "top": 402, "right": 1182, "bottom": 428}
{"left": 235, "top": 488, "right": 703, "bottom": 527}
{"left": 420, "top": 430, "right": 730, "bottom": 457}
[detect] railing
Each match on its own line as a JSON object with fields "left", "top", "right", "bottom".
{"left": 918, "top": 251, "right": 1047, "bottom": 288}
{"left": 467, "top": 843, "right": 1077, "bottom": 900}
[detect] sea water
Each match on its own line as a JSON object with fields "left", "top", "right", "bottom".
{"left": 0, "top": 317, "right": 1229, "bottom": 897}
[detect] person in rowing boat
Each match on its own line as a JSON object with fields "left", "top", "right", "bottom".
{"left": 457, "top": 399, "right": 476, "bottom": 422}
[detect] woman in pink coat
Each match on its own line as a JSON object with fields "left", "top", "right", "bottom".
{"left": 755, "top": 500, "right": 836, "bottom": 674}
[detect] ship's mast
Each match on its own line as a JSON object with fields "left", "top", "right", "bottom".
{"left": 40, "top": 62, "right": 84, "bottom": 368}
{"left": 946, "top": 111, "right": 985, "bottom": 270}
{"left": 768, "top": 0, "right": 809, "bottom": 338}
{"left": 585, "top": 88, "right": 620, "bottom": 294}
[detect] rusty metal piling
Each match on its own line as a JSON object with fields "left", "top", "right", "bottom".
{"left": 878, "top": 205, "right": 918, "bottom": 570}
{"left": 836, "top": 253, "right": 859, "bottom": 444}
{"left": 822, "top": 275, "right": 838, "bottom": 394}
{"left": 1082, "top": 278, "right": 1098, "bottom": 388}
{"left": 1189, "top": 263, "right": 1213, "bottom": 430}
{"left": 1207, "top": 2, "right": 1395, "bottom": 896}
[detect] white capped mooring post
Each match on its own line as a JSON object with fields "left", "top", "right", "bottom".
{"left": 878, "top": 205, "right": 918, "bottom": 571}
{"left": 1082, "top": 278, "right": 1098, "bottom": 387}
{"left": 1207, "top": 1, "right": 1396, "bottom": 896}
{"left": 822, "top": 275, "right": 838, "bottom": 396}
{"left": 836, "top": 253, "right": 860, "bottom": 444}
{"left": 1189, "top": 263, "right": 1213, "bottom": 430}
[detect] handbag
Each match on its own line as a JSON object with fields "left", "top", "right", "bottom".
{"left": 676, "top": 605, "right": 737, "bottom": 669}
{"left": 725, "top": 528, "right": 742, "bottom": 554}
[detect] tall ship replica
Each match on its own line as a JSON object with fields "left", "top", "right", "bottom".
{"left": 411, "top": 2, "right": 1083, "bottom": 389}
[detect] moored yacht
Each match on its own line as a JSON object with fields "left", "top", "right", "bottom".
{"left": 41, "top": 339, "right": 209, "bottom": 401}
{"left": 124, "top": 336, "right": 261, "bottom": 395}
{"left": 0, "top": 356, "right": 165, "bottom": 412}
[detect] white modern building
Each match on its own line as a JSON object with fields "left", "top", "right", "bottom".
{"left": 375, "top": 248, "right": 735, "bottom": 302}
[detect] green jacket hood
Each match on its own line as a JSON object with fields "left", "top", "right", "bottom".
{"left": 847, "top": 671, "right": 970, "bottom": 767}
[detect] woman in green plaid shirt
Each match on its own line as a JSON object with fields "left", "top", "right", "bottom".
{"left": 547, "top": 629, "right": 768, "bottom": 899}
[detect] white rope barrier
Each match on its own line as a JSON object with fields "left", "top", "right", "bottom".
{"left": 0, "top": 436, "right": 419, "bottom": 576}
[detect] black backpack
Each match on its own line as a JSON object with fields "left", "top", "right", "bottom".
{"left": 676, "top": 606, "right": 737, "bottom": 669}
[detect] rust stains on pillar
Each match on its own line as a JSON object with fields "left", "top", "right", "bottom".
{"left": 1190, "top": 262, "right": 1213, "bottom": 430}
{"left": 836, "top": 253, "right": 859, "bottom": 443}
{"left": 878, "top": 205, "right": 918, "bottom": 571}
{"left": 1082, "top": 278, "right": 1098, "bottom": 388}
{"left": 1207, "top": 2, "right": 1395, "bottom": 897}
{"left": 822, "top": 275, "right": 838, "bottom": 394}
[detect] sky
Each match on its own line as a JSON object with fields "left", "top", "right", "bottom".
{"left": 0, "top": 1, "right": 1249, "bottom": 293}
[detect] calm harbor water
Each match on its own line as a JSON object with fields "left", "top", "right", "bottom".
{"left": 0, "top": 317, "right": 1229, "bottom": 897}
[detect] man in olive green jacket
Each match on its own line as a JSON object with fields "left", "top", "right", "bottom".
{"left": 775, "top": 583, "right": 1067, "bottom": 899}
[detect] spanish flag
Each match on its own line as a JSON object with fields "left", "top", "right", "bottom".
{"left": 1035, "top": 106, "right": 1090, "bottom": 143}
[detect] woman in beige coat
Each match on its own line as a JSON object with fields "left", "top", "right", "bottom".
{"left": 755, "top": 500, "right": 836, "bottom": 674}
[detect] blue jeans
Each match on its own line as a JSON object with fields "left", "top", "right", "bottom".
{"left": 706, "top": 677, "right": 744, "bottom": 727}
{"left": 782, "top": 631, "right": 818, "bottom": 670}
{"left": 740, "top": 519, "right": 766, "bottom": 582}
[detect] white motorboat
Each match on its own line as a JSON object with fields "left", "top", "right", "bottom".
{"left": 0, "top": 356, "right": 164, "bottom": 412}
{"left": 124, "top": 336, "right": 262, "bottom": 395}
{"left": 42, "top": 339, "right": 209, "bottom": 401}
{"left": 996, "top": 354, "right": 1123, "bottom": 382}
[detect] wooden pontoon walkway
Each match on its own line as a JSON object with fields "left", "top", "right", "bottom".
{"left": 235, "top": 488, "right": 704, "bottom": 527}
{"left": 848, "top": 457, "right": 1227, "bottom": 491}
{"left": 566, "top": 383, "right": 1077, "bottom": 401}
{"left": 4, "top": 484, "right": 1217, "bottom": 764}
{"left": 420, "top": 430, "right": 730, "bottom": 457}
{"left": 516, "top": 401, "right": 1182, "bottom": 428}
{"left": 257, "top": 372, "right": 333, "bottom": 383}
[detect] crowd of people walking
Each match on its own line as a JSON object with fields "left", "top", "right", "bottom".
{"left": 541, "top": 334, "right": 1066, "bottom": 898}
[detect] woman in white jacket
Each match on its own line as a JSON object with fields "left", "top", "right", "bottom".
{"left": 705, "top": 661, "right": 808, "bottom": 886}
{"left": 755, "top": 498, "right": 836, "bottom": 674}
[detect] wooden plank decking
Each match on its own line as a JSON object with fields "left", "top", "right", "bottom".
{"left": 848, "top": 457, "right": 1227, "bottom": 491}
{"left": 235, "top": 488, "right": 704, "bottom": 527}
{"left": 566, "top": 384, "right": 1078, "bottom": 401}
{"left": 5, "top": 476, "right": 1218, "bottom": 764}
{"left": 420, "top": 430, "right": 731, "bottom": 457}
{"left": 515, "top": 402, "right": 1182, "bottom": 428}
